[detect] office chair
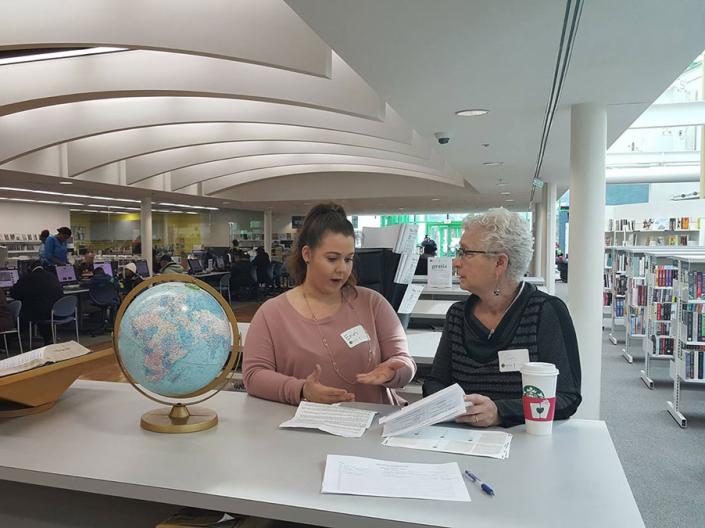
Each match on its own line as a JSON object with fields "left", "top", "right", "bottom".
{"left": 88, "top": 280, "right": 121, "bottom": 336}
{"left": 31, "top": 295, "right": 79, "bottom": 347}
{"left": 0, "top": 300, "right": 22, "bottom": 357}
{"left": 218, "top": 272, "right": 232, "bottom": 305}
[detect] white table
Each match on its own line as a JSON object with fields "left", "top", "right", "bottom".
{"left": 410, "top": 299, "right": 456, "bottom": 320}
{"left": 406, "top": 329, "right": 441, "bottom": 365}
{"left": 0, "top": 381, "right": 644, "bottom": 528}
{"left": 413, "top": 276, "right": 545, "bottom": 287}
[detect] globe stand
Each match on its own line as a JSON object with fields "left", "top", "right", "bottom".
{"left": 140, "top": 403, "right": 218, "bottom": 434}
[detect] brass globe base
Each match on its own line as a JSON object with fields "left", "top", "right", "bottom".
{"left": 140, "top": 404, "right": 218, "bottom": 433}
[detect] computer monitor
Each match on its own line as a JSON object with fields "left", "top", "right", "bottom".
{"left": 93, "top": 262, "right": 113, "bottom": 276}
{"left": 55, "top": 264, "right": 77, "bottom": 284}
{"left": 134, "top": 259, "right": 150, "bottom": 277}
{"left": 0, "top": 269, "right": 19, "bottom": 289}
{"left": 188, "top": 259, "right": 203, "bottom": 274}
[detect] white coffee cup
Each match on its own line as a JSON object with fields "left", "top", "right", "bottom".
{"left": 520, "top": 362, "right": 559, "bottom": 435}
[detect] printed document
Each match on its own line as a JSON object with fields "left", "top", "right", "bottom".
{"left": 379, "top": 383, "right": 467, "bottom": 437}
{"left": 394, "top": 252, "right": 420, "bottom": 285}
{"left": 383, "top": 426, "right": 513, "bottom": 459}
{"left": 322, "top": 455, "right": 470, "bottom": 502}
{"left": 0, "top": 341, "right": 90, "bottom": 377}
{"left": 279, "top": 401, "right": 376, "bottom": 438}
{"left": 397, "top": 284, "right": 425, "bottom": 314}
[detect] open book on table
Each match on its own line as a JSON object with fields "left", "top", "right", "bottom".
{"left": 0, "top": 341, "right": 91, "bottom": 377}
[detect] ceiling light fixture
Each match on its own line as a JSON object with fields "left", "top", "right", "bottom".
{"left": 505, "top": 199, "right": 515, "bottom": 203}
{"left": 500, "top": 191, "right": 512, "bottom": 196}
{"left": 455, "top": 109, "right": 489, "bottom": 117}
{"left": 0, "top": 47, "right": 126, "bottom": 66}
{"left": 59, "top": 181, "right": 73, "bottom": 185}
{"left": 483, "top": 162, "right": 504, "bottom": 166}
{"left": 431, "top": 198, "right": 441, "bottom": 201}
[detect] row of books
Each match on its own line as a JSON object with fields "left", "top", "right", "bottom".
{"left": 609, "top": 219, "right": 636, "bottom": 231}
{"left": 603, "top": 253, "right": 612, "bottom": 268}
{"left": 682, "top": 348, "right": 705, "bottom": 380}
{"left": 613, "top": 253, "right": 626, "bottom": 273}
{"left": 668, "top": 217, "right": 693, "bottom": 230}
{"left": 604, "top": 273, "right": 613, "bottom": 289}
{"left": 603, "top": 292, "right": 612, "bottom": 307}
{"left": 630, "top": 284, "right": 648, "bottom": 307}
{"left": 614, "top": 298, "right": 625, "bottom": 317}
{"left": 682, "top": 309, "right": 705, "bottom": 342}
{"left": 651, "top": 266, "right": 678, "bottom": 287}
{"left": 628, "top": 257, "right": 646, "bottom": 278}
{"left": 652, "top": 302, "right": 673, "bottom": 322}
{"left": 685, "top": 272, "right": 705, "bottom": 300}
{"left": 652, "top": 288, "right": 675, "bottom": 303}
{"left": 651, "top": 321, "right": 673, "bottom": 336}
{"left": 629, "top": 307, "right": 646, "bottom": 335}
{"left": 614, "top": 275, "right": 627, "bottom": 296}
{"left": 650, "top": 335, "right": 675, "bottom": 356}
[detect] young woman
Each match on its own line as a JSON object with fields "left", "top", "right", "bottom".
{"left": 243, "top": 203, "right": 416, "bottom": 405}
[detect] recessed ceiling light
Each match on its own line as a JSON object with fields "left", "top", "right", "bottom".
{"left": 431, "top": 198, "right": 441, "bottom": 201}
{"left": 500, "top": 191, "right": 512, "bottom": 196}
{"left": 505, "top": 199, "right": 515, "bottom": 203}
{"left": 481, "top": 143, "right": 490, "bottom": 148}
{"left": 483, "top": 162, "right": 503, "bottom": 166}
{"left": 497, "top": 181, "right": 508, "bottom": 187}
{"left": 59, "top": 181, "right": 73, "bottom": 185}
{"left": 456, "top": 109, "right": 489, "bottom": 117}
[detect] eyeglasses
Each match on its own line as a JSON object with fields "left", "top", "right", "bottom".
{"left": 454, "top": 247, "right": 496, "bottom": 259}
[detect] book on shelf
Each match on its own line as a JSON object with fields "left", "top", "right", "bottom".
{"left": 650, "top": 335, "right": 674, "bottom": 356}
{"left": 614, "top": 274, "right": 628, "bottom": 296}
{"left": 614, "top": 297, "right": 625, "bottom": 317}
{"left": 682, "top": 304, "right": 705, "bottom": 342}
{"left": 628, "top": 306, "right": 646, "bottom": 335}
{"left": 681, "top": 348, "right": 705, "bottom": 381}
{"left": 630, "top": 284, "right": 647, "bottom": 306}
{"left": 629, "top": 256, "right": 646, "bottom": 277}
{"left": 687, "top": 271, "right": 705, "bottom": 300}
{"left": 603, "top": 291, "right": 612, "bottom": 307}
{"left": 652, "top": 266, "right": 677, "bottom": 288}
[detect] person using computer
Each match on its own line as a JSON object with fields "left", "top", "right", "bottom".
{"left": 9, "top": 260, "right": 63, "bottom": 346}
{"left": 243, "top": 202, "right": 416, "bottom": 406}
{"left": 421, "top": 208, "right": 582, "bottom": 427}
{"left": 43, "top": 227, "right": 72, "bottom": 267}
{"left": 75, "top": 251, "right": 95, "bottom": 278}
{"left": 158, "top": 254, "right": 185, "bottom": 274}
{"left": 122, "top": 263, "right": 143, "bottom": 294}
{"left": 0, "top": 289, "right": 13, "bottom": 333}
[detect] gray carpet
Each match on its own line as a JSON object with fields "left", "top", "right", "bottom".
{"left": 554, "top": 282, "right": 705, "bottom": 528}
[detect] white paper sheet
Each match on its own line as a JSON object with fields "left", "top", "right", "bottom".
{"left": 394, "top": 252, "right": 420, "bottom": 285}
{"left": 321, "top": 455, "right": 471, "bottom": 502}
{"left": 397, "top": 284, "right": 425, "bottom": 314}
{"left": 379, "top": 383, "right": 467, "bottom": 437}
{"left": 279, "top": 402, "right": 376, "bottom": 438}
{"left": 428, "top": 257, "right": 453, "bottom": 288}
{"left": 383, "top": 426, "right": 513, "bottom": 459}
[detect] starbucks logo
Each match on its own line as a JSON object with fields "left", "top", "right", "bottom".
{"left": 523, "top": 385, "right": 545, "bottom": 398}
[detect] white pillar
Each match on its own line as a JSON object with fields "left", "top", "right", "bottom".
{"left": 140, "top": 197, "right": 153, "bottom": 275}
{"left": 541, "top": 182, "right": 557, "bottom": 295}
{"left": 264, "top": 209, "right": 273, "bottom": 256}
{"left": 534, "top": 200, "right": 545, "bottom": 279}
{"left": 568, "top": 103, "right": 606, "bottom": 420}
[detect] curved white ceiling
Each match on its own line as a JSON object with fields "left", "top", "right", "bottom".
{"left": 0, "top": 0, "right": 331, "bottom": 75}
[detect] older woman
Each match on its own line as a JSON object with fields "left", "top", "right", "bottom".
{"left": 422, "top": 208, "right": 581, "bottom": 427}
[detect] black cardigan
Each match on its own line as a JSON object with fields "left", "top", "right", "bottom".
{"left": 422, "top": 283, "right": 582, "bottom": 427}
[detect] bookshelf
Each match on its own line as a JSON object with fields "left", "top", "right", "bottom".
{"left": 0, "top": 237, "right": 42, "bottom": 258}
{"left": 621, "top": 247, "right": 648, "bottom": 364}
{"left": 668, "top": 253, "right": 705, "bottom": 428}
{"left": 608, "top": 246, "right": 627, "bottom": 346}
{"left": 603, "top": 246, "right": 613, "bottom": 320}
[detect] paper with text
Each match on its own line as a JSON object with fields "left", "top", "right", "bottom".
{"left": 378, "top": 383, "right": 467, "bottom": 437}
{"left": 394, "top": 252, "right": 420, "bottom": 285}
{"left": 397, "top": 284, "right": 425, "bottom": 314}
{"left": 280, "top": 402, "right": 376, "bottom": 438}
{"left": 0, "top": 341, "right": 90, "bottom": 377}
{"left": 383, "top": 426, "right": 513, "bottom": 459}
{"left": 428, "top": 257, "right": 453, "bottom": 288}
{"left": 322, "top": 455, "right": 470, "bottom": 502}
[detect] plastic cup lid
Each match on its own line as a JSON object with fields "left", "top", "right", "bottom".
{"left": 520, "top": 362, "right": 559, "bottom": 376}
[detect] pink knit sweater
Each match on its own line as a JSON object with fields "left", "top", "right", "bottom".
{"left": 243, "top": 287, "right": 416, "bottom": 405}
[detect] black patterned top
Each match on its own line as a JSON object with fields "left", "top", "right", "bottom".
{"left": 422, "top": 283, "right": 582, "bottom": 427}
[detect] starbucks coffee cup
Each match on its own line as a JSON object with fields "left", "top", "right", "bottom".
{"left": 520, "top": 362, "right": 559, "bottom": 435}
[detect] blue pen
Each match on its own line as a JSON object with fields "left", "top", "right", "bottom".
{"left": 464, "top": 470, "right": 495, "bottom": 496}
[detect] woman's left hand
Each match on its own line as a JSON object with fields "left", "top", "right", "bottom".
{"left": 455, "top": 394, "right": 501, "bottom": 427}
{"left": 356, "top": 359, "right": 406, "bottom": 385}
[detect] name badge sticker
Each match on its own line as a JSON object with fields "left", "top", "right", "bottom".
{"left": 498, "top": 348, "right": 530, "bottom": 372}
{"left": 340, "top": 325, "right": 370, "bottom": 348}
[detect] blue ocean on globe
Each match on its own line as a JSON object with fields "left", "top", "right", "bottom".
{"left": 117, "top": 282, "right": 233, "bottom": 397}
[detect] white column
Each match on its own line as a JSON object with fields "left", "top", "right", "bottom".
{"left": 568, "top": 103, "right": 606, "bottom": 420}
{"left": 264, "top": 209, "right": 273, "bottom": 256}
{"left": 533, "top": 200, "right": 545, "bottom": 279}
{"left": 542, "top": 183, "right": 557, "bottom": 295}
{"left": 140, "top": 197, "right": 153, "bottom": 275}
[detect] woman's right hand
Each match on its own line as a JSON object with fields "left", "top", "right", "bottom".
{"left": 302, "top": 364, "right": 355, "bottom": 404}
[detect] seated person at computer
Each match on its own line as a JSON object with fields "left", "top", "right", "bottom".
{"left": 122, "top": 263, "right": 143, "bottom": 294}
{"left": 243, "top": 202, "right": 416, "bottom": 406}
{"left": 0, "top": 289, "right": 13, "bottom": 333}
{"left": 42, "top": 227, "right": 72, "bottom": 267}
{"left": 75, "top": 251, "right": 95, "bottom": 278}
{"left": 158, "top": 254, "right": 185, "bottom": 274}
{"left": 89, "top": 267, "right": 121, "bottom": 324}
{"left": 422, "top": 208, "right": 582, "bottom": 428}
{"left": 9, "top": 260, "right": 63, "bottom": 346}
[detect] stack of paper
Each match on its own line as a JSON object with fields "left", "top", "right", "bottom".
{"left": 321, "top": 455, "right": 471, "bottom": 502}
{"left": 379, "top": 383, "right": 467, "bottom": 437}
{"left": 383, "top": 428, "right": 513, "bottom": 459}
{"left": 279, "top": 401, "right": 376, "bottom": 438}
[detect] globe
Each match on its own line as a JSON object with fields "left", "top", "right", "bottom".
{"left": 113, "top": 275, "right": 239, "bottom": 433}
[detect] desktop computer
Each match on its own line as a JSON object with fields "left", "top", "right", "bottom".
{"left": 188, "top": 259, "right": 204, "bottom": 274}
{"left": 55, "top": 264, "right": 78, "bottom": 285}
{"left": 93, "top": 262, "right": 114, "bottom": 276}
{"left": 134, "top": 259, "right": 150, "bottom": 278}
{"left": 0, "top": 269, "right": 19, "bottom": 289}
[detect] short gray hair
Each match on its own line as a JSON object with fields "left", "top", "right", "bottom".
{"left": 463, "top": 208, "right": 534, "bottom": 282}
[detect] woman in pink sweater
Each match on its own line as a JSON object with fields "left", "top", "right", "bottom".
{"left": 243, "top": 203, "right": 416, "bottom": 405}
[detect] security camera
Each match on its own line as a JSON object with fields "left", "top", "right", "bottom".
{"left": 434, "top": 132, "right": 452, "bottom": 145}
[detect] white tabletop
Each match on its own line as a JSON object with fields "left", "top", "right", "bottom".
{"left": 0, "top": 381, "right": 643, "bottom": 528}
{"left": 405, "top": 329, "right": 442, "bottom": 364}
{"left": 410, "top": 299, "right": 456, "bottom": 320}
